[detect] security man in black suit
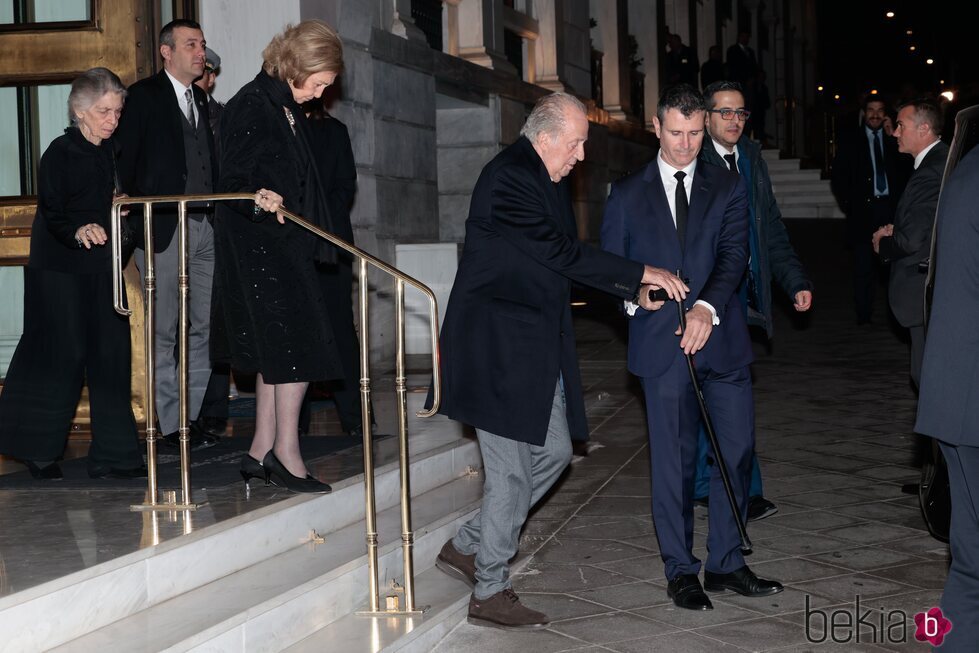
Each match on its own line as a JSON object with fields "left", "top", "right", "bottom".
{"left": 115, "top": 19, "right": 219, "bottom": 448}
{"left": 873, "top": 97, "right": 949, "bottom": 387}
{"left": 831, "top": 94, "right": 912, "bottom": 324}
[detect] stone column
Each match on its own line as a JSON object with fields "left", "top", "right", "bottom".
{"left": 698, "top": 0, "right": 717, "bottom": 67}
{"left": 591, "top": 0, "right": 629, "bottom": 121}
{"left": 457, "top": 0, "right": 517, "bottom": 74}
{"left": 533, "top": 0, "right": 566, "bottom": 92}
{"left": 628, "top": 0, "right": 658, "bottom": 128}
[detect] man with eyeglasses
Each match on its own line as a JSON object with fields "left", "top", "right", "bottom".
{"left": 694, "top": 80, "right": 813, "bottom": 522}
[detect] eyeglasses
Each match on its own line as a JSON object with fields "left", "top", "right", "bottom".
{"left": 708, "top": 108, "right": 752, "bottom": 121}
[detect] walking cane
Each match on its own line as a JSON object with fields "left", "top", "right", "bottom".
{"left": 648, "top": 284, "right": 753, "bottom": 553}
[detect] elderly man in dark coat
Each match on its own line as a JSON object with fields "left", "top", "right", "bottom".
{"left": 430, "top": 92, "right": 680, "bottom": 630}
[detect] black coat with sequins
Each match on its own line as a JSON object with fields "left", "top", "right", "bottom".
{"left": 210, "top": 71, "right": 342, "bottom": 384}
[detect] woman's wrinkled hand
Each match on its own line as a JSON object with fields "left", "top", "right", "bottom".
{"left": 255, "top": 189, "right": 287, "bottom": 224}
{"left": 75, "top": 223, "right": 107, "bottom": 249}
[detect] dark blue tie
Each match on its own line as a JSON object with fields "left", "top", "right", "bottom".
{"left": 873, "top": 130, "right": 887, "bottom": 194}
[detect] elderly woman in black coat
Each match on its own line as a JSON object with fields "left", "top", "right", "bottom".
{"left": 213, "top": 20, "right": 345, "bottom": 492}
{"left": 0, "top": 67, "right": 144, "bottom": 480}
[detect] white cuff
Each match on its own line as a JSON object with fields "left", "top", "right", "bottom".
{"left": 694, "top": 300, "right": 720, "bottom": 325}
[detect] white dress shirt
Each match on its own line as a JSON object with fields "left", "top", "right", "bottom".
{"left": 914, "top": 138, "right": 941, "bottom": 170}
{"left": 165, "top": 69, "right": 198, "bottom": 127}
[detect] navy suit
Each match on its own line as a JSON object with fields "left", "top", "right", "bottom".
{"left": 602, "top": 156, "right": 754, "bottom": 580}
{"left": 915, "top": 145, "right": 979, "bottom": 652}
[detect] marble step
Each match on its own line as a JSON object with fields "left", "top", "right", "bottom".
{"left": 777, "top": 192, "right": 842, "bottom": 206}
{"left": 282, "top": 563, "right": 473, "bottom": 653}
{"left": 53, "top": 472, "right": 483, "bottom": 652}
{"left": 780, "top": 204, "right": 845, "bottom": 219}
{"left": 767, "top": 169, "right": 824, "bottom": 183}
{"left": 0, "top": 434, "right": 481, "bottom": 652}
{"left": 772, "top": 179, "right": 833, "bottom": 194}
{"left": 763, "top": 158, "right": 801, "bottom": 172}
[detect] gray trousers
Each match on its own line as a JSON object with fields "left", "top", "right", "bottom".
{"left": 453, "top": 381, "right": 573, "bottom": 599}
{"left": 134, "top": 218, "right": 214, "bottom": 434}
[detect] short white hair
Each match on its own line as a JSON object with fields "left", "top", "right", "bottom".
{"left": 68, "top": 67, "right": 126, "bottom": 125}
{"left": 520, "top": 92, "right": 587, "bottom": 142}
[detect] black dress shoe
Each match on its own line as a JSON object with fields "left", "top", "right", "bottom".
{"left": 239, "top": 454, "right": 266, "bottom": 484}
{"left": 262, "top": 451, "right": 332, "bottom": 493}
{"left": 23, "top": 461, "right": 63, "bottom": 480}
{"left": 667, "top": 574, "right": 713, "bottom": 610}
{"left": 196, "top": 416, "right": 227, "bottom": 437}
{"left": 747, "top": 495, "right": 778, "bottom": 522}
{"left": 88, "top": 464, "right": 149, "bottom": 480}
{"left": 163, "top": 423, "right": 219, "bottom": 450}
{"left": 704, "top": 566, "right": 783, "bottom": 597}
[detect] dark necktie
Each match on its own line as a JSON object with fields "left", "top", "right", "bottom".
{"left": 872, "top": 129, "right": 886, "bottom": 193}
{"left": 674, "top": 170, "right": 688, "bottom": 248}
{"left": 723, "top": 153, "right": 739, "bottom": 174}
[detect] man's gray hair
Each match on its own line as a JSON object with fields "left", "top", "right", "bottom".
{"left": 520, "top": 92, "right": 587, "bottom": 142}
{"left": 68, "top": 67, "right": 126, "bottom": 125}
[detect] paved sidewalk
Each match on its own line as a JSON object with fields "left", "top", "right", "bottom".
{"left": 433, "top": 220, "right": 945, "bottom": 652}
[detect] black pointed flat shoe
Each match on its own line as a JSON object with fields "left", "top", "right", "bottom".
{"left": 24, "top": 461, "right": 63, "bottom": 480}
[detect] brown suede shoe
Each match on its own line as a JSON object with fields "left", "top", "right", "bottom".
{"left": 435, "top": 539, "right": 477, "bottom": 587}
{"left": 467, "top": 588, "right": 549, "bottom": 630}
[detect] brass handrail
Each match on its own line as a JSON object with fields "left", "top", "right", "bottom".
{"left": 110, "top": 192, "right": 441, "bottom": 615}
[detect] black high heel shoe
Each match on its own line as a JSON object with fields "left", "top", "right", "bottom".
{"left": 240, "top": 454, "right": 267, "bottom": 484}
{"left": 261, "top": 451, "right": 332, "bottom": 494}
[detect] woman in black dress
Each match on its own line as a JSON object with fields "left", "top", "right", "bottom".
{"left": 0, "top": 67, "right": 144, "bottom": 480}
{"left": 214, "top": 20, "right": 345, "bottom": 492}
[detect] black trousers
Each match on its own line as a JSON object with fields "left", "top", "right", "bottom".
{"left": 849, "top": 198, "right": 895, "bottom": 323}
{"left": 0, "top": 268, "right": 142, "bottom": 472}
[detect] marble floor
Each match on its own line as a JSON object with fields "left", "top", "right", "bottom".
{"left": 0, "top": 372, "right": 453, "bottom": 598}
{"left": 433, "top": 221, "right": 948, "bottom": 653}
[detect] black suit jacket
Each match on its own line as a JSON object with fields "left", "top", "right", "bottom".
{"left": 831, "top": 124, "right": 911, "bottom": 225}
{"left": 115, "top": 70, "right": 218, "bottom": 252}
{"left": 880, "top": 140, "right": 949, "bottom": 327}
{"left": 915, "top": 146, "right": 979, "bottom": 446}
{"left": 726, "top": 44, "right": 757, "bottom": 85}
{"left": 432, "top": 136, "right": 643, "bottom": 446}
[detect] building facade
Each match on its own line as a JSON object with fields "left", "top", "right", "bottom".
{"left": 0, "top": 0, "right": 818, "bottom": 383}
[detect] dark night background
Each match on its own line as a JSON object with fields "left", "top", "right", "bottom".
{"left": 817, "top": 1, "right": 979, "bottom": 116}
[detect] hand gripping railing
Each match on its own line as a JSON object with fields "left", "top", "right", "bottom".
{"left": 110, "top": 193, "right": 441, "bottom": 615}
